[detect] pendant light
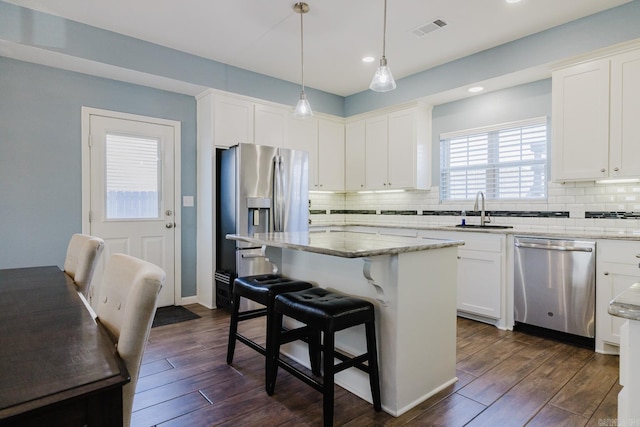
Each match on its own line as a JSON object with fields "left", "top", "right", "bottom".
{"left": 293, "top": 2, "right": 312, "bottom": 118}
{"left": 369, "top": 0, "right": 396, "bottom": 92}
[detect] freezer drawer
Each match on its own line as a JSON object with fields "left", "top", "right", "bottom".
{"left": 236, "top": 248, "right": 274, "bottom": 277}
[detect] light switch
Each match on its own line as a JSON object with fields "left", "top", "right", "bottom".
{"left": 183, "top": 196, "right": 194, "bottom": 207}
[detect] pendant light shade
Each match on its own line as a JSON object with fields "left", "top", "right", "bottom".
{"left": 293, "top": 2, "right": 312, "bottom": 118}
{"left": 370, "top": 0, "right": 396, "bottom": 92}
{"left": 294, "top": 90, "right": 312, "bottom": 118}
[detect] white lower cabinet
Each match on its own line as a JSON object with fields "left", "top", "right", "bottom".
{"left": 457, "top": 248, "right": 502, "bottom": 319}
{"left": 596, "top": 239, "right": 640, "bottom": 354}
{"left": 420, "top": 230, "right": 507, "bottom": 328}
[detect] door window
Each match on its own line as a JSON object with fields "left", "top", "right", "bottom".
{"left": 105, "top": 133, "right": 161, "bottom": 219}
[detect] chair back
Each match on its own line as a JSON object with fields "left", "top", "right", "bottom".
{"left": 64, "top": 233, "right": 105, "bottom": 297}
{"left": 95, "top": 253, "right": 165, "bottom": 427}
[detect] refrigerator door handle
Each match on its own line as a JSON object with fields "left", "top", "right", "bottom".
{"left": 278, "top": 156, "right": 285, "bottom": 231}
{"left": 273, "top": 155, "right": 283, "bottom": 231}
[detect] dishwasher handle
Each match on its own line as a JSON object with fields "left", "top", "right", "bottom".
{"left": 515, "top": 241, "right": 593, "bottom": 252}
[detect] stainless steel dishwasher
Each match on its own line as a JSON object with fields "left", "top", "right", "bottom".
{"left": 514, "top": 236, "right": 596, "bottom": 342}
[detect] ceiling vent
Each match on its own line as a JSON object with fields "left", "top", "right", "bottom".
{"left": 411, "top": 18, "right": 448, "bottom": 38}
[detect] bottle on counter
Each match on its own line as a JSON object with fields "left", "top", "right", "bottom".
{"left": 461, "top": 210, "right": 466, "bottom": 226}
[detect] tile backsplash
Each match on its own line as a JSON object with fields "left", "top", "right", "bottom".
{"left": 309, "top": 181, "right": 640, "bottom": 233}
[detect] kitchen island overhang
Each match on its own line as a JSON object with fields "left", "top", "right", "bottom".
{"left": 226, "top": 230, "right": 464, "bottom": 416}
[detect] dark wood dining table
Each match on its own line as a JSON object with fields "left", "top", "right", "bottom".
{"left": 0, "top": 266, "right": 129, "bottom": 426}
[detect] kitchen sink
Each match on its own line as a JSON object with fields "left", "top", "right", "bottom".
{"left": 452, "top": 224, "right": 514, "bottom": 229}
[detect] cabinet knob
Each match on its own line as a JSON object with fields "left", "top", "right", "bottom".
{"left": 604, "top": 272, "right": 609, "bottom": 276}
{"left": 319, "top": 184, "right": 323, "bottom": 187}
{"left": 636, "top": 254, "right": 640, "bottom": 258}
{"left": 360, "top": 184, "right": 364, "bottom": 188}
{"left": 614, "top": 167, "right": 620, "bottom": 172}
{"left": 601, "top": 168, "right": 606, "bottom": 173}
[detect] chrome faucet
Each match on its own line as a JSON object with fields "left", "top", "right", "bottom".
{"left": 473, "top": 191, "right": 491, "bottom": 226}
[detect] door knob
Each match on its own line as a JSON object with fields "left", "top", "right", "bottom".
{"left": 166, "top": 223, "right": 174, "bottom": 229}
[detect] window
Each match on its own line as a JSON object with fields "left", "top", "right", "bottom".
{"left": 439, "top": 117, "right": 548, "bottom": 201}
{"left": 105, "top": 133, "right": 161, "bottom": 219}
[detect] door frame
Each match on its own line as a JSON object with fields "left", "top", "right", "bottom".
{"left": 81, "top": 106, "right": 183, "bottom": 305}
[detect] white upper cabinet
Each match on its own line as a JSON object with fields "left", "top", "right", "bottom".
{"left": 213, "top": 94, "right": 254, "bottom": 147}
{"left": 552, "top": 47, "right": 640, "bottom": 181}
{"left": 365, "top": 115, "right": 389, "bottom": 190}
{"left": 388, "top": 107, "right": 430, "bottom": 190}
{"left": 254, "top": 103, "right": 287, "bottom": 148}
{"left": 286, "top": 116, "right": 318, "bottom": 189}
{"left": 345, "top": 120, "right": 366, "bottom": 191}
{"left": 610, "top": 49, "right": 640, "bottom": 178}
{"left": 362, "top": 103, "right": 432, "bottom": 191}
{"left": 286, "top": 116, "right": 345, "bottom": 192}
{"left": 317, "top": 118, "right": 345, "bottom": 191}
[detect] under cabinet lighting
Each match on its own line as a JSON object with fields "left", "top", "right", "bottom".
{"left": 357, "top": 189, "right": 405, "bottom": 194}
{"left": 595, "top": 178, "right": 640, "bottom": 184}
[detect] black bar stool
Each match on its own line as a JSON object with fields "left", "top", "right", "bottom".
{"left": 266, "top": 287, "right": 382, "bottom": 427}
{"left": 226, "top": 274, "right": 313, "bottom": 390}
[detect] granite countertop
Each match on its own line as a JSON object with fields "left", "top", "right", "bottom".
{"left": 226, "top": 231, "right": 464, "bottom": 259}
{"left": 311, "top": 223, "right": 640, "bottom": 241}
{"left": 609, "top": 282, "right": 640, "bottom": 321}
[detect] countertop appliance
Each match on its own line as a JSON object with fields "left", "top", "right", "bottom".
{"left": 215, "top": 143, "right": 309, "bottom": 308}
{"left": 514, "top": 236, "right": 596, "bottom": 346}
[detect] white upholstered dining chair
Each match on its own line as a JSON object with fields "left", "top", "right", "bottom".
{"left": 95, "top": 253, "right": 165, "bottom": 427}
{"left": 63, "top": 233, "right": 105, "bottom": 298}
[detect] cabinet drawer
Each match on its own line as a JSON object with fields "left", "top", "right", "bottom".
{"left": 598, "top": 240, "right": 640, "bottom": 264}
{"left": 455, "top": 233, "right": 503, "bottom": 252}
{"left": 420, "top": 231, "right": 503, "bottom": 252}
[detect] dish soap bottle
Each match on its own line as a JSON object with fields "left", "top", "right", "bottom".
{"left": 460, "top": 210, "right": 466, "bottom": 226}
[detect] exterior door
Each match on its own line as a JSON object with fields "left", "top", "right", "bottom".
{"left": 86, "top": 112, "right": 178, "bottom": 308}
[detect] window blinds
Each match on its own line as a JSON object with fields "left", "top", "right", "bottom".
{"left": 440, "top": 117, "right": 548, "bottom": 201}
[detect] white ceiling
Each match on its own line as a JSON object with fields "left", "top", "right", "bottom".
{"left": 4, "top": 0, "right": 632, "bottom": 97}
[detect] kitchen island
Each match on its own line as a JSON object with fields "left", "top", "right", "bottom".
{"left": 226, "top": 230, "right": 464, "bottom": 416}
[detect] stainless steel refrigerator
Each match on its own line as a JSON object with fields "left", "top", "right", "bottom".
{"left": 215, "top": 143, "right": 309, "bottom": 307}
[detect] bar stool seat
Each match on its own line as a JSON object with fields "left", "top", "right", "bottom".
{"left": 267, "top": 287, "right": 382, "bottom": 427}
{"left": 226, "top": 274, "right": 313, "bottom": 389}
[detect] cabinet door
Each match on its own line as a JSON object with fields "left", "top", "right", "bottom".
{"left": 254, "top": 104, "right": 287, "bottom": 148}
{"left": 388, "top": 108, "right": 417, "bottom": 189}
{"left": 596, "top": 262, "right": 640, "bottom": 347}
{"left": 552, "top": 59, "right": 610, "bottom": 181}
{"left": 365, "top": 115, "right": 388, "bottom": 190}
{"left": 345, "top": 120, "right": 366, "bottom": 191}
{"left": 214, "top": 95, "right": 254, "bottom": 147}
{"left": 317, "top": 119, "right": 344, "bottom": 191}
{"left": 611, "top": 49, "right": 640, "bottom": 178}
{"left": 457, "top": 249, "right": 502, "bottom": 319}
{"left": 286, "top": 117, "right": 318, "bottom": 190}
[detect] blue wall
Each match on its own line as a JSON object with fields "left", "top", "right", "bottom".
{"left": 0, "top": 57, "right": 198, "bottom": 296}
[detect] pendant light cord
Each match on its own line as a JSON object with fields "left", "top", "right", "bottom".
{"left": 300, "top": 7, "right": 305, "bottom": 91}
{"left": 382, "top": 0, "right": 387, "bottom": 60}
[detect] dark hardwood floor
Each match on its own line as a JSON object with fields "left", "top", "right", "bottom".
{"left": 132, "top": 304, "right": 620, "bottom": 426}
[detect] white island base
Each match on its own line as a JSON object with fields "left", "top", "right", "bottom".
{"left": 264, "top": 244, "right": 458, "bottom": 417}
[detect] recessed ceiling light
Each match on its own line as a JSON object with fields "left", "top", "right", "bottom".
{"left": 468, "top": 86, "right": 484, "bottom": 93}
{"left": 506, "top": 0, "right": 522, "bottom": 4}
{"left": 362, "top": 56, "right": 375, "bottom": 63}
